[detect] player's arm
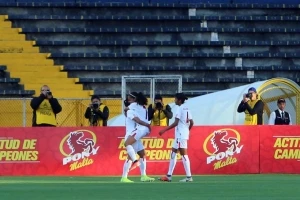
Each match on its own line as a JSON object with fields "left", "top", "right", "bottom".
{"left": 189, "top": 119, "right": 194, "bottom": 130}
{"left": 132, "top": 116, "right": 150, "bottom": 128}
{"left": 159, "top": 118, "right": 179, "bottom": 136}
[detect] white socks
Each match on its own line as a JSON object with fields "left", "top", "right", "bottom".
{"left": 139, "top": 157, "right": 146, "bottom": 176}
{"left": 122, "top": 159, "right": 132, "bottom": 178}
{"left": 182, "top": 155, "right": 191, "bottom": 177}
{"left": 167, "top": 152, "right": 177, "bottom": 176}
{"left": 126, "top": 145, "right": 137, "bottom": 161}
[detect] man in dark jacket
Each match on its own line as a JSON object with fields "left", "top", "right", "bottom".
{"left": 30, "top": 85, "right": 62, "bottom": 127}
{"left": 85, "top": 95, "right": 109, "bottom": 126}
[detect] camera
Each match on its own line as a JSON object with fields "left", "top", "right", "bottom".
{"left": 92, "top": 103, "right": 99, "bottom": 109}
{"left": 155, "top": 102, "right": 163, "bottom": 109}
{"left": 245, "top": 93, "right": 252, "bottom": 99}
{"left": 47, "top": 91, "right": 52, "bottom": 96}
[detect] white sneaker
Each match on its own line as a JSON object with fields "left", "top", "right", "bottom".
{"left": 179, "top": 177, "right": 193, "bottom": 182}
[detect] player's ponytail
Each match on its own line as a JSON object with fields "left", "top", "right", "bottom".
{"left": 175, "top": 93, "right": 188, "bottom": 103}
{"left": 136, "top": 92, "right": 148, "bottom": 106}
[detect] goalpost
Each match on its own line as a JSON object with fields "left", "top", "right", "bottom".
{"left": 121, "top": 75, "right": 182, "bottom": 111}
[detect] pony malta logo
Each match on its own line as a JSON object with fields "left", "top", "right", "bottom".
{"left": 59, "top": 130, "right": 100, "bottom": 171}
{"left": 203, "top": 129, "right": 243, "bottom": 170}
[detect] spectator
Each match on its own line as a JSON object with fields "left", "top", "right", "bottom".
{"left": 237, "top": 87, "right": 264, "bottom": 125}
{"left": 268, "top": 98, "right": 292, "bottom": 125}
{"left": 30, "top": 85, "right": 62, "bottom": 127}
{"left": 148, "top": 95, "right": 173, "bottom": 126}
{"left": 85, "top": 95, "right": 109, "bottom": 126}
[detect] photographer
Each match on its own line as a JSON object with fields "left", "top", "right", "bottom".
{"left": 30, "top": 85, "right": 62, "bottom": 127}
{"left": 85, "top": 95, "right": 109, "bottom": 126}
{"left": 148, "top": 95, "right": 173, "bottom": 126}
{"left": 268, "top": 98, "right": 292, "bottom": 125}
{"left": 237, "top": 87, "right": 264, "bottom": 125}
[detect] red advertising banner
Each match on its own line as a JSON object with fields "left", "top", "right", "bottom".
{"left": 0, "top": 126, "right": 260, "bottom": 176}
{"left": 260, "top": 126, "right": 300, "bottom": 173}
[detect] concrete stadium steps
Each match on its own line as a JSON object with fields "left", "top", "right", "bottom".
{"left": 0, "top": 47, "right": 39, "bottom": 53}
{"left": 0, "top": 27, "right": 20, "bottom": 34}
{"left": 19, "top": 77, "right": 76, "bottom": 84}
{"left": 0, "top": 16, "right": 91, "bottom": 98}
{"left": 0, "top": 41, "right": 39, "bottom": 53}
{"left": 6, "top": 65, "right": 61, "bottom": 72}
{"left": 9, "top": 71, "right": 68, "bottom": 78}
{"left": 48, "top": 90, "right": 93, "bottom": 98}
{"left": 0, "top": 21, "right": 12, "bottom": 27}
{"left": 1, "top": 59, "right": 54, "bottom": 65}
{"left": 0, "top": 41, "right": 34, "bottom": 47}
{"left": 0, "top": 53, "right": 48, "bottom": 59}
{"left": 24, "top": 83, "right": 83, "bottom": 90}
{"left": 0, "top": 33, "right": 25, "bottom": 41}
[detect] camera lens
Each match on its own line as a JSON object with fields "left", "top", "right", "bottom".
{"left": 156, "top": 102, "right": 162, "bottom": 108}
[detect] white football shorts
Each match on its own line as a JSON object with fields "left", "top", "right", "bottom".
{"left": 124, "top": 131, "right": 145, "bottom": 152}
{"left": 172, "top": 138, "right": 188, "bottom": 149}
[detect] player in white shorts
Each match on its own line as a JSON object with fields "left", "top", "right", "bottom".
{"left": 158, "top": 93, "right": 194, "bottom": 182}
{"left": 121, "top": 92, "right": 154, "bottom": 183}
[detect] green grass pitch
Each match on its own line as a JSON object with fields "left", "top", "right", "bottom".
{"left": 0, "top": 175, "right": 299, "bottom": 200}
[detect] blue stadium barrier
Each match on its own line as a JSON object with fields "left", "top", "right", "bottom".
{"left": 61, "top": 65, "right": 300, "bottom": 71}
{"left": 0, "top": 0, "right": 299, "bottom": 5}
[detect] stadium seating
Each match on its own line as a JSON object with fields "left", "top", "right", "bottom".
{"left": 0, "top": 2, "right": 300, "bottom": 97}
{"left": 0, "top": 65, "right": 35, "bottom": 97}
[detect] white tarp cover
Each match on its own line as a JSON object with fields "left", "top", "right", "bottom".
{"left": 108, "top": 78, "right": 299, "bottom": 126}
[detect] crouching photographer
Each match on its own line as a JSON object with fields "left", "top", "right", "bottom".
{"left": 85, "top": 95, "right": 109, "bottom": 126}
{"left": 148, "top": 95, "right": 173, "bottom": 126}
{"left": 237, "top": 87, "right": 264, "bottom": 125}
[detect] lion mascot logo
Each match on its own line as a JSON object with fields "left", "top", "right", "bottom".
{"left": 67, "top": 131, "right": 95, "bottom": 155}
{"left": 210, "top": 130, "right": 238, "bottom": 154}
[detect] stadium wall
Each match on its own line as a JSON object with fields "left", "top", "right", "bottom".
{"left": 0, "top": 126, "right": 299, "bottom": 176}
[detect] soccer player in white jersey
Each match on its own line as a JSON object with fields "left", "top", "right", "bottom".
{"left": 121, "top": 92, "right": 154, "bottom": 182}
{"left": 158, "top": 93, "right": 194, "bottom": 182}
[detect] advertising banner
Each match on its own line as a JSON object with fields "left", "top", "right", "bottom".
{"left": 260, "top": 126, "right": 300, "bottom": 173}
{"left": 0, "top": 126, "right": 277, "bottom": 176}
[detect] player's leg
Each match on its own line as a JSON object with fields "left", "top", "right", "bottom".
{"left": 178, "top": 139, "right": 193, "bottom": 182}
{"left": 159, "top": 138, "right": 179, "bottom": 182}
{"left": 120, "top": 158, "right": 134, "bottom": 183}
{"left": 137, "top": 147, "right": 155, "bottom": 182}
{"left": 124, "top": 130, "right": 139, "bottom": 167}
{"left": 127, "top": 129, "right": 146, "bottom": 171}
{"left": 121, "top": 134, "right": 134, "bottom": 182}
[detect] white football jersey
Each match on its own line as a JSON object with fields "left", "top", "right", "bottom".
{"left": 125, "top": 110, "right": 137, "bottom": 135}
{"left": 175, "top": 104, "right": 193, "bottom": 140}
{"left": 128, "top": 102, "right": 138, "bottom": 110}
{"left": 135, "top": 104, "right": 150, "bottom": 131}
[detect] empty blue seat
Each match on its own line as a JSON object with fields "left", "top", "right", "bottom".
{"left": 49, "top": 52, "right": 300, "bottom": 58}
{"left": 34, "top": 40, "right": 300, "bottom": 46}
{"left": 0, "top": 66, "right": 7, "bottom": 71}
{"left": 0, "top": 90, "right": 35, "bottom": 96}
{"left": 0, "top": 78, "right": 20, "bottom": 83}
{"left": 1, "top": 2, "right": 299, "bottom": 8}
{"left": 20, "top": 27, "right": 300, "bottom": 33}
{"left": 76, "top": 77, "right": 265, "bottom": 83}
